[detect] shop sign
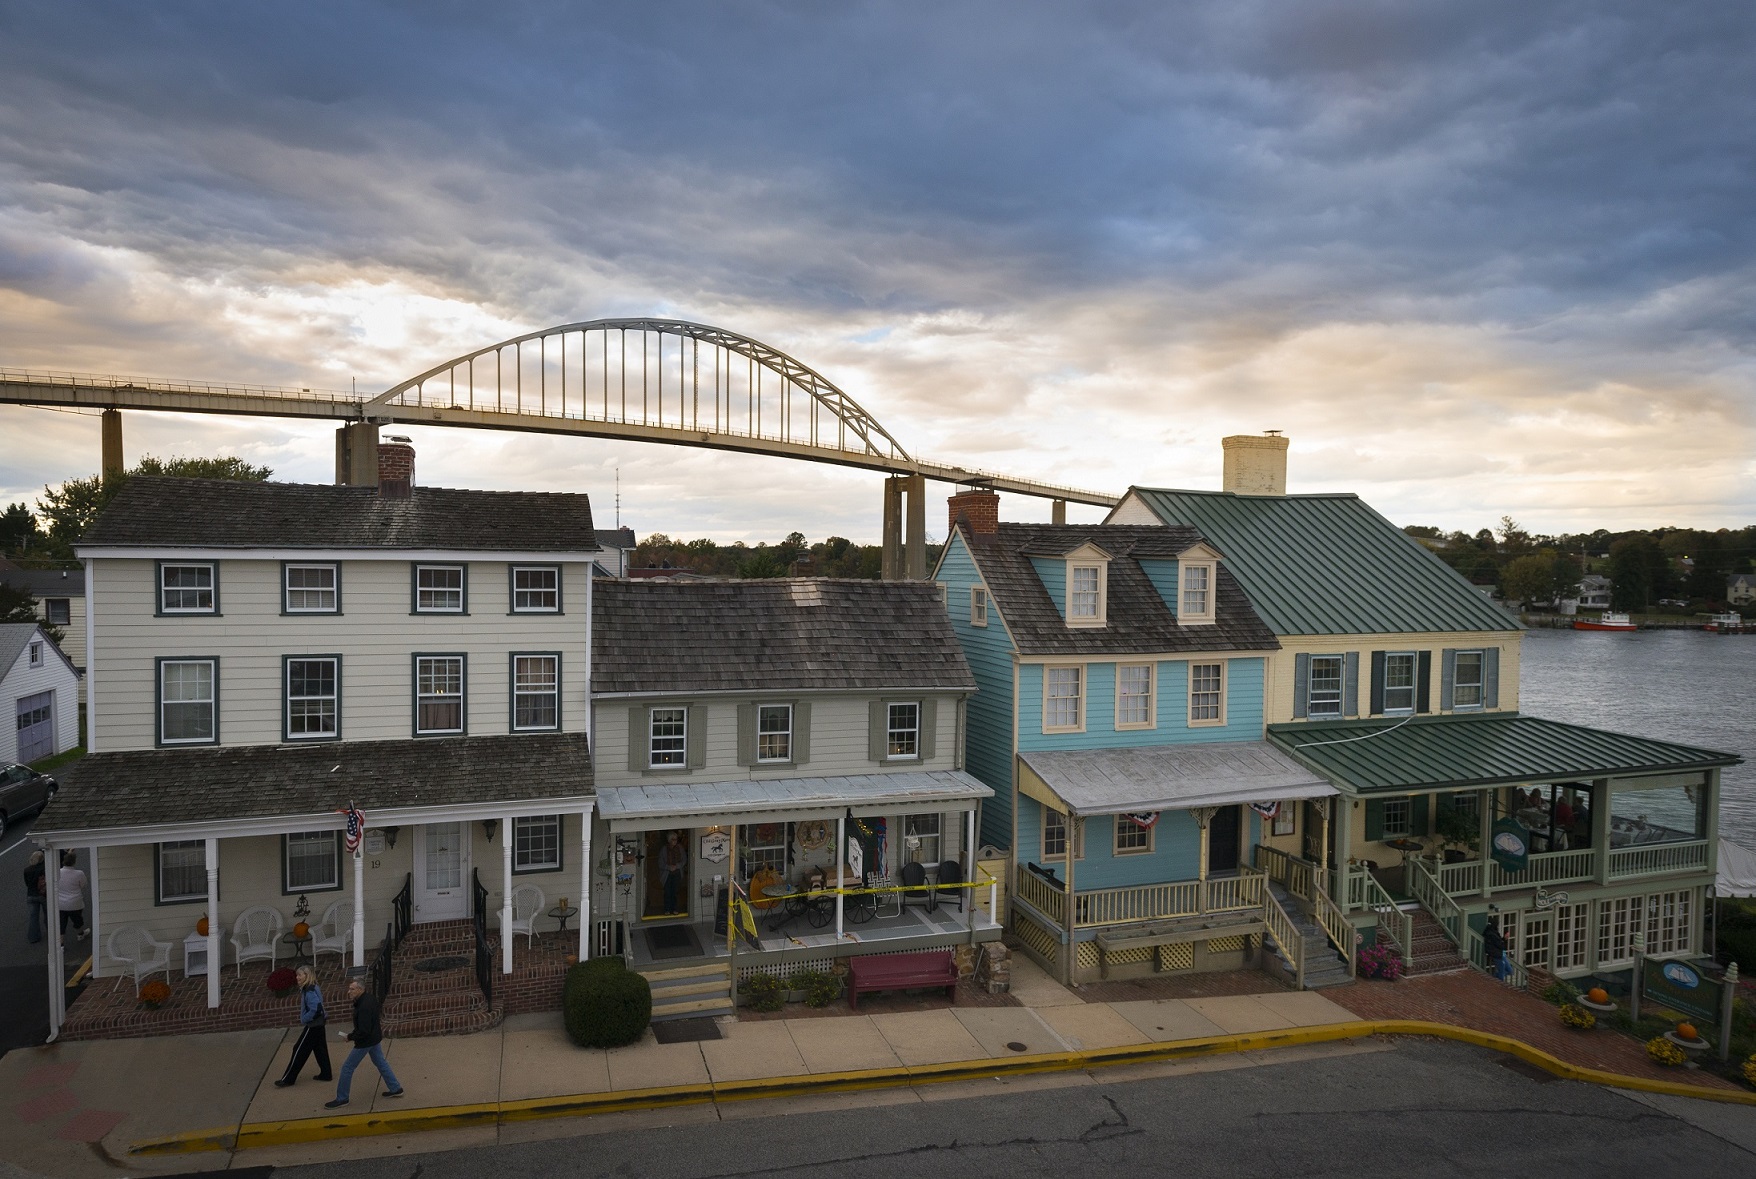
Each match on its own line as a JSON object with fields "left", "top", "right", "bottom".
{"left": 1490, "top": 817, "right": 1529, "bottom": 873}
{"left": 699, "top": 831, "right": 730, "bottom": 863}
{"left": 1640, "top": 957, "right": 1721, "bottom": 1024}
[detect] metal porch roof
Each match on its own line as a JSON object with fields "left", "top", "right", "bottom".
{"left": 1018, "top": 743, "right": 1335, "bottom": 817}
{"left": 595, "top": 769, "right": 992, "bottom": 830}
{"left": 1267, "top": 713, "right": 1741, "bottom": 794}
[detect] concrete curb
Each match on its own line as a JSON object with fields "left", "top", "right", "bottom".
{"left": 128, "top": 1019, "right": 1756, "bottom": 1155}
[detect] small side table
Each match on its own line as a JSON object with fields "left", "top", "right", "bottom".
{"left": 184, "top": 931, "right": 210, "bottom": 978}
{"left": 280, "top": 932, "right": 312, "bottom": 967}
{"left": 548, "top": 905, "right": 580, "bottom": 936}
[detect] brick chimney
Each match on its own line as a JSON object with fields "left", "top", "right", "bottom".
{"left": 378, "top": 436, "right": 414, "bottom": 498}
{"left": 948, "top": 489, "right": 1000, "bottom": 541}
{"left": 1221, "top": 432, "right": 1288, "bottom": 496}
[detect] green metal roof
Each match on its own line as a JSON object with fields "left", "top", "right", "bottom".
{"left": 1123, "top": 488, "right": 1521, "bottom": 636}
{"left": 1267, "top": 714, "right": 1741, "bottom": 794}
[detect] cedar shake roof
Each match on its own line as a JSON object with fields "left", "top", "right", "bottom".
{"left": 592, "top": 579, "right": 977, "bottom": 695}
{"left": 79, "top": 477, "right": 598, "bottom": 553}
{"left": 962, "top": 522, "right": 1278, "bottom": 656}
{"left": 37, "top": 733, "right": 593, "bottom": 834}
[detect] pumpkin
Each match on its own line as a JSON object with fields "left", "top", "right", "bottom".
{"left": 292, "top": 921, "right": 310, "bottom": 939}
{"left": 1677, "top": 1022, "right": 1699, "bottom": 1042}
{"left": 1586, "top": 987, "right": 1609, "bottom": 1005}
{"left": 196, "top": 916, "right": 210, "bottom": 937}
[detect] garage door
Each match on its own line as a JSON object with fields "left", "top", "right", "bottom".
{"left": 15, "top": 692, "right": 53, "bottom": 763}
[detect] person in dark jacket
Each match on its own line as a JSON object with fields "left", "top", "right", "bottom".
{"left": 273, "top": 965, "right": 332, "bottom": 1087}
{"left": 326, "top": 976, "right": 403, "bottom": 1108}
{"left": 1483, "top": 917, "right": 1509, "bottom": 980}
{"left": 23, "top": 851, "right": 47, "bottom": 944}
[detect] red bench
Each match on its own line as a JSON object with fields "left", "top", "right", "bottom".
{"left": 847, "top": 950, "right": 958, "bottom": 1010}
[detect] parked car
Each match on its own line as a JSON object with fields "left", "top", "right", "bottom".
{"left": 0, "top": 763, "right": 57, "bottom": 838}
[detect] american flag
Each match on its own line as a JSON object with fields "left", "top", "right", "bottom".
{"left": 338, "top": 803, "right": 366, "bottom": 853}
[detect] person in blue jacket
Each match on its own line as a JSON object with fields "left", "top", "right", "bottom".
{"left": 273, "top": 965, "right": 332, "bottom": 1087}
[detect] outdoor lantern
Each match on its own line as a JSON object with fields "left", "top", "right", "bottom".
{"left": 384, "top": 826, "right": 400, "bottom": 849}
{"left": 482, "top": 818, "right": 499, "bottom": 842}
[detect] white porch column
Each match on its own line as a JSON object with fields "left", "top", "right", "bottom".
{"left": 205, "top": 837, "right": 221, "bottom": 1010}
{"left": 834, "top": 814, "right": 846, "bottom": 939}
{"left": 86, "top": 846, "right": 101, "bottom": 979}
{"left": 501, "top": 814, "right": 515, "bottom": 975}
{"left": 966, "top": 808, "right": 978, "bottom": 935}
{"left": 352, "top": 847, "right": 366, "bottom": 968}
{"left": 578, "top": 808, "right": 593, "bottom": 961}
{"left": 45, "top": 843, "right": 63, "bottom": 1038}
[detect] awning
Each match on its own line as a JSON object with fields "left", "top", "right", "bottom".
{"left": 1718, "top": 839, "right": 1756, "bottom": 898}
{"left": 1017, "top": 743, "right": 1335, "bottom": 818}
{"left": 1268, "top": 713, "right": 1740, "bottom": 795}
{"left": 595, "top": 769, "right": 992, "bottom": 831}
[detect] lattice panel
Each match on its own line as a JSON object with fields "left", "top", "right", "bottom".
{"left": 1107, "top": 946, "right": 1153, "bottom": 966}
{"left": 1158, "top": 942, "right": 1194, "bottom": 971}
{"left": 735, "top": 957, "right": 832, "bottom": 982}
{"left": 1076, "top": 941, "right": 1102, "bottom": 968}
{"left": 1012, "top": 912, "right": 1058, "bottom": 961}
{"left": 1207, "top": 936, "right": 1245, "bottom": 954}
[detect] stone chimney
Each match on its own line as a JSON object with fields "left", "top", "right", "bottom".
{"left": 948, "top": 489, "right": 1000, "bottom": 540}
{"left": 378, "top": 436, "right": 415, "bottom": 498}
{"left": 1221, "top": 432, "right": 1289, "bottom": 496}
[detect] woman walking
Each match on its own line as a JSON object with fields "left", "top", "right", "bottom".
{"left": 55, "top": 851, "right": 86, "bottom": 940}
{"left": 273, "top": 965, "right": 332, "bottom": 1087}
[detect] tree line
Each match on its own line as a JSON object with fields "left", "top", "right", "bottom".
{"left": 630, "top": 533, "right": 943, "bottom": 579}
{"left": 1403, "top": 518, "right": 1756, "bottom": 612}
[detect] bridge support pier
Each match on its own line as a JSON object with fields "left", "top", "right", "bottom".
{"left": 881, "top": 474, "right": 928, "bottom": 580}
{"left": 335, "top": 422, "right": 380, "bottom": 486}
{"left": 1051, "top": 499, "right": 1066, "bottom": 525}
{"left": 101, "top": 409, "right": 124, "bottom": 478}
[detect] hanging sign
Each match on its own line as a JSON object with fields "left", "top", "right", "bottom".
{"left": 337, "top": 803, "right": 366, "bottom": 854}
{"left": 1123, "top": 812, "right": 1160, "bottom": 830}
{"left": 1249, "top": 801, "right": 1281, "bottom": 820}
{"left": 1491, "top": 817, "right": 1529, "bottom": 873}
{"left": 699, "top": 831, "right": 730, "bottom": 864}
{"left": 1640, "top": 957, "right": 1721, "bottom": 1025}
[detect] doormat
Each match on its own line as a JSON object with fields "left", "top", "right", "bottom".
{"left": 644, "top": 925, "right": 703, "bottom": 960}
{"left": 651, "top": 1017, "right": 723, "bottom": 1044}
{"left": 412, "top": 955, "right": 470, "bottom": 973}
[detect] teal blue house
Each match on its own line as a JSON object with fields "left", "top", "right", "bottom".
{"left": 933, "top": 490, "right": 1343, "bottom": 984}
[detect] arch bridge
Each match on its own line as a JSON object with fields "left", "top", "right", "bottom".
{"left": 0, "top": 318, "right": 1118, "bottom": 577}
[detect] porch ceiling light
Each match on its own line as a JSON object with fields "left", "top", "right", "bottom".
{"left": 482, "top": 818, "right": 499, "bottom": 842}
{"left": 384, "top": 826, "right": 399, "bottom": 848}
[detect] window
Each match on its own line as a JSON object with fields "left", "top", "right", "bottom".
{"left": 1189, "top": 662, "right": 1225, "bottom": 724}
{"left": 414, "top": 655, "right": 465, "bottom": 735}
{"left": 45, "top": 598, "right": 71, "bottom": 626}
{"left": 1598, "top": 896, "right": 1637, "bottom": 966}
{"left": 1554, "top": 903, "right": 1589, "bottom": 971}
{"left": 28, "top": 640, "right": 42, "bottom": 668}
{"left": 1069, "top": 565, "right": 1101, "bottom": 620}
{"left": 1181, "top": 562, "right": 1212, "bottom": 620}
{"left": 1117, "top": 664, "right": 1153, "bottom": 728}
{"left": 514, "top": 816, "right": 562, "bottom": 873}
{"left": 283, "top": 830, "right": 341, "bottom": 892}
{"left": 1308, "top": 655, "right": 1343, "bottom": 717}
{"left": 414, "top": 564, "right": 465, "bottom": 613}
{"left": 1042, "top": 807, "right": 1082, "bottom": 860}
{"left": 970, "top": 586, "right": 988, "bottom": 627}
{"left": 156, "top": 841, "right": 206, "bottom": 904}
{"left": 1114, "top": 814, "right": 1154, "bottom": 855}
{"left": 159, "top": 563, "right": 215, "bottom": 613}
{"left": 159, "top": 659, "right": 216, "bottom": 745}
{"left": 1383, "top": 652, "right": 1418, "bottom": 713}
{"left": 511, "top": 566, "right": 560, "bottom": 613}
{"left": 1444, "top": 792, "right": 1481, "bottom": 825}
{"left": 1045, "top": 666, "right": 1082, "bottom": 730}
{"left": 1380, "top": 798, "right": 1412, "bottom": 839}
{"left": 758, "top": 704, "right": 792, "bottom": 762}
{"left": 1453, "top": 650, "right": 1484, "bottom": 709}
{"left": 903, "top": 813, "right": 942, "bottom": 864}
{"left": 1646, "top": 889, "right": 1693, "bottom": 956}
{"left": 740, "top": 823, "right": 788, "bottom": 877}
{"left": 650, "top": 707, "right": 687, "bottom": 767}
{"left": 887, "top": 702, "right": 920, "bottom": 759}
{"left": 285, "top": 656, "right": 339, "bottom": 740}
{"left": 283, "top": 564, "right": 339, "bottom": 613}
{"left": 512, "top": 654, "right": 560, "bottom": 731}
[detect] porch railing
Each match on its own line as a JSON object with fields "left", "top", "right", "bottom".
{"left": 1254, "top": 844, "right": 1316, "bottom": 903}
{"left": 390, "top": 873, "right": 412, "bottom": 952}
{"left": 366, "top": 921, "right": 393, "bottom": 1006}
{"left": 1359, "top": 870, "right": 1412, "bottom": 970}
{"left": 1433, "top": 859, "right": 1483, "bottom": 894}
{"left": 1465, "top": 924, "right": 1528, "bottom": 990}
{"left": 1263, "top": 887, "right": 1305, "bottom": 990}
{"left": 1407, "top": 856, "right": 1464, "bottom": 946}
{"left": 1489, "top": 847, "right": 1595, "bottom": 890}
{"left": 1609, "top": 839, "right": 1710, "bottom": 879}
{"left": 1014, "top": 864, "right": 1067, "bottom": 926}
{"left": 470, "top": 868, "right": 493, "bottom": 1010}
{"left": 1311, "top": 886, "right": 1356, "bottom": 977}
{"left": 1014, "top": 864, "right": 1266, "bottom": 930}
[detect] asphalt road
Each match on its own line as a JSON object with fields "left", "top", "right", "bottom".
{"left": 0, "top": 811, "right": 87, "bottom": 1056}
{"left": 274, "top": 1040, "right": 1756, "bottom": 1179}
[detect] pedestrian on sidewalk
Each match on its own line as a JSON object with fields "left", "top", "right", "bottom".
{"left": 23, "top": 851, "right": 47, "bottom": 944}
{"left": 1483, "top": 917, "right": 1509, "bottom": 981}
{"left": 326, "top": 976, "right": 403, "bottom": 1109}
{"left": 273, "top": 966, "right": 332, "bottom": 1087}
{"left": 56, "top": 851, "right": 87, "bottom": 939}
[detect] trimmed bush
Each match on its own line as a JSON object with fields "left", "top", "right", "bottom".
{"left": 796, "top": 970, "right": 842, "bottom": 1008}
{"left": 742, "top": 972, "right": 786, "bottom": 1012}
{"left": 563, "top": 957, "right": 652, "bottom": 1048}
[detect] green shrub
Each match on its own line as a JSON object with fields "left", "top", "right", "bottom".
{"left": 742, "top": 972, "right": 786, "bottom": 1012}
{"left": 796, "top": 970, "right": 842, "bottom": 1008}
{"left": 563, "top": 957, "right": 652, "bottom": 1048}
{"left": 1541, "top": 980, "right": 1579, "bottom": 1006}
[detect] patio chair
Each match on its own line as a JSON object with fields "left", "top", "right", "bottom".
{"left": 230, "top": 906, "right": 284, "bottom": 977}
{"left": 900, "top": 860, "right": 935, "bottom": 913}
{"left": 934, "top": 859, "right": 967, "bottom": 913}
{"left": 500, "top": 884, "right": 544, "bottom": 949}
{"left": 106, "top": 925, "right": 173, "bottom": 994}
{"left": 311, "top": 901, "right": 354, "bottom": 965}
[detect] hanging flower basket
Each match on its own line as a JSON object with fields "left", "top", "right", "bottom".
{"left": 265, "top": 967, "right": 298, "bottom": 997}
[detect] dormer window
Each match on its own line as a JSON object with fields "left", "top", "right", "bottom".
{"left": 1061, "top": 543, "right": 1110, "bottom": 627}
{"left": 1175, "top": 542, "right": 1221, "bottom": 626}
{"left": 1070, "top": 566, "right": 1100, "bottom": 619}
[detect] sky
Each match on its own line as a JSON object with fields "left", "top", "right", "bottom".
{"left": 1, "top": 2, "right": 1752, "bottom": 544}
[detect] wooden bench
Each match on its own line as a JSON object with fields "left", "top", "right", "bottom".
{"left": 847, "top": 950, "right": 957, "bottom": 1010}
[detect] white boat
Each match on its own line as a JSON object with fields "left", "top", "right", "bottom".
{"left": 1574, "top": 612, "right": 1636, "bottom": 632}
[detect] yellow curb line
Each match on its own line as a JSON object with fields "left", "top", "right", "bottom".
{"left": 128, "top": 1019, "right": 1756, "bottom": 1156}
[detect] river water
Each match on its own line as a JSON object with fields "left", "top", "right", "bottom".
{"left": 1518, "top": 628, "right": 1754, "bottom": 852}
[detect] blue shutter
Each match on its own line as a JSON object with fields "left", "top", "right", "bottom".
{"left": 1293, "top": 653, "right": 1310, "bottom": 719}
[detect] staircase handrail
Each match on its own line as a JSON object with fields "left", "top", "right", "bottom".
{"left": 1359, "top": 869, "right": 1413, "bottom": 971}
{"left": 1262, "top": 886, "right": 1306, "bottom": 990}
{"left": 1464, "top": 924, "right": 1529, "bottom": 990}
{"left": 1252, "top": 844, "right": 1317, "bottom": 903}
{"left": 1406, "top": 855, "right": 1465, "bottom": 947}
{"left": 1310, "top": 883, "right": 1356, "bottom": 977}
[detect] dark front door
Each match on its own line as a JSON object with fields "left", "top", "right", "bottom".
{"left": 1208, "top": 805, "right": 1242, "bottom": 873}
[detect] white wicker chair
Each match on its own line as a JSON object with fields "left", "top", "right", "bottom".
{"left": 311, "top": 901, "right": 353, "bottom": 965}
{"left": 230, "top": 906, "right": 284, "bottom": 977}
{"left": 503, "top": 884, "right": 544, "bottom": 949}
{"left": 106, "top": 926, "right": 173, "bottom": 994}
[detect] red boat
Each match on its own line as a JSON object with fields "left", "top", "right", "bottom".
{"left": 1573, "top": 612, "right": 1637, "bottom": 631}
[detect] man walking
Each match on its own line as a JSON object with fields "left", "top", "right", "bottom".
{"left": 326, "top": 975, "right": 403, "bottom": 1109}
{"left": 23, "top": 851, "right": 47, "bottom": 944}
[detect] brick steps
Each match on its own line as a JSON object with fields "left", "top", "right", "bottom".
{"left": 382, "top": 920, "right": 502, "bottom": 1037}
{"left": 1402, "top": 911, "right": 1468, "bottom": 976}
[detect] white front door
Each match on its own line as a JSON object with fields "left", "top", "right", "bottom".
{"left": 413, "top": 822, "right": 471, "bottom": 922}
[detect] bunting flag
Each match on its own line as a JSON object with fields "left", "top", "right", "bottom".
{"left": 338, "top": 803, "right": 366, "bottom": 853}
{"left": 1122, "top": 812, "right": 1160, "bottom": 830}
{"left": 1248, "top": 800, "right": 1281, "bottom": 820}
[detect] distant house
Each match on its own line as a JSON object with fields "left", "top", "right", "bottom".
{"left": 1577, "top": 574, "right": 1612, "bottom": 611}
{"left": 0, "top": 561, "right": 86, "bottom": 689}
{"left": 1, "top": 622, "right": 80, "bottom": 765}
{"left": 594, "top": 527, "right": 637, "bottom": 578}
{"left": 1729, "top": 574, "right": 1755, "bottom": 607}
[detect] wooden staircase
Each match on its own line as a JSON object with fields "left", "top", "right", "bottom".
{"left": 638, "top": 961, "right": 733, "bottom": 1022}
{"left": 1265, "top": 884, "right": 1352, "bottom": 989}
{"left": 382, "top": 919, "right": 501, "bottom": 1037}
